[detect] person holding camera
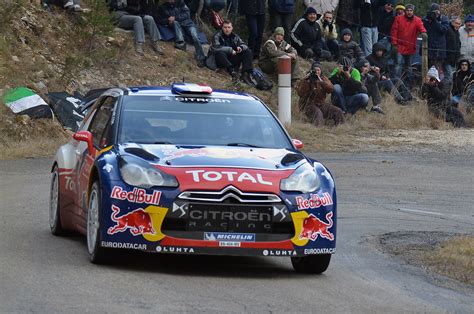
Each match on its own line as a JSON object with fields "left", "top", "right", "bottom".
{"left": 296, "top": 62, "right": 344, "bottom": 126}
{"left": 422, "top": 66, "right": 465, "bottom": 127}
{"left": 355, "top": 60, "right": 385, "bottom": 114}
{"left": 423, "top": 3, "right": 449, "bottom": 77}
{"left": 329, "top": 56, "right": 369, "bottom": 114}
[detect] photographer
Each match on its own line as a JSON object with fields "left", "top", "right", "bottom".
{"left": 296, "top": 62, "right": 344, "bottom": 126}
{"left": 422, "top": 66, "right": 465, "bottom": 127}
{"left": 329, "top": 57, "right": 369, "bottom": 114}
{"left": 355, "top": 60, "right": 384, "bottom": 114}
{"left": 422, "top": 3, "right": 449, "bottom": 72}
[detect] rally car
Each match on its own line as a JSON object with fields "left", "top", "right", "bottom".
{"left": 50, "top": 83, "right": 337, "bottom": 274}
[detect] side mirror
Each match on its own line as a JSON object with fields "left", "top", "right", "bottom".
{"left": 292, "top": 139, "right": 304, "bottom": 150}
{"left": 73, "top": 131, "right": 94, "bottom": 153}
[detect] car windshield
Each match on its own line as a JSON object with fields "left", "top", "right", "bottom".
{"left": 118, "top": 95, "right": 292, "bottom": 149}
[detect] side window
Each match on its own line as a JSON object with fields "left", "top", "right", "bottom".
{"left": 88, "top": 97, "right": 116, "bottom": 148}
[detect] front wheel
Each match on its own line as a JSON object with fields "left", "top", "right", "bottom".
{"left": 50, "top": 165, "right": 66, "bottom": 236}
{"left": 291, "top": 254, "right": 332, "bottom": 274}
{"left": 87, "top": 181, "right": 108, "bottom": 264}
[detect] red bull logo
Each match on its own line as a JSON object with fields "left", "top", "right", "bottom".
{"left": 296, "top": 192, "right": 333, "bottom": 210}
{"left": 299, "top": 212, "right": 334, "bottom": 241}
{"left": 108, "top": 205, "right": 155, "bottom": 236}
{"left": 110, "top": 186, "right": 161, "bottom": 205}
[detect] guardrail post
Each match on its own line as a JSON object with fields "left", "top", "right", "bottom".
{"left": 278, "top": 55, "right": 291, "bottom": 125}
{"left": 422, "top": 33, "right": 428, "bottom": 85}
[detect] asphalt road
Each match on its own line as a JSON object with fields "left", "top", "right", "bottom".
{"left": 0, "top": 152, "right": 473, "bottom": 313}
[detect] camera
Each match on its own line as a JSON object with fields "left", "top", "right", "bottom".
{"left": 343, "top": 66, "right": 349, "bottom": 72}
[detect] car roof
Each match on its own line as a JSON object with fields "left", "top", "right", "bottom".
{"left": 100, "top": 85, "right": 258, "bottom": 101}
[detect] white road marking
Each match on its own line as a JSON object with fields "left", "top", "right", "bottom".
{"left": 398, "top": 208, "right": 444, "bottom": 216}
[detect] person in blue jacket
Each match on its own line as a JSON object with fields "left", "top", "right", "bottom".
{"left": 423, "top": 3, "right": 449, "bottom": 75}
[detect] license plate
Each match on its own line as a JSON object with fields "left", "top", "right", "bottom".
{"left": 186, "top": 204, "right": 272, "bottom": 233}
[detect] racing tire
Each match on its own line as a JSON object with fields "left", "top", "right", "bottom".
{"left": 50, "top": 165, "right": 66, "bottom": 236}
{"left": 291, "top": 254, "right": 331, "bottom": 274}
{"left": 87, "top": 181, "right": 108, "bottom": 264}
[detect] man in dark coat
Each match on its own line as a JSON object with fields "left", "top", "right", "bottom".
{"left": 377, "top": 0, "right": 396, "bottom": 52}
{"left": 290, "top": 7, "right": 323, "bottom": 60}
{"left": 206, "top": 20, "right": 254, "bottom": 80}
{"left": 156, "top": 0, "right": 206, "bottom": 67}
{"left": 422, "top": 66, "right": 465, "bottom": 127}
{"left": 338, "top": 28, "right": 364, "bottom": 64}
{"left": 108, "top": 0, "right": 163, "bottom": 55}
{"left": 355, "top": 0, "right": 380, "bottom": 57}
{"left": 422, "top": 3, "right": 449, "bottom": 71}
{"left": 444, "top": 16, "right": 462, "bottom": 80}
{"left": 239, "top": 0, "right": 265, "bottom": 59}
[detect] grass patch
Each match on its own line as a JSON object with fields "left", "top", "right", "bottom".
{"left": 423, "top": 235, "right": 474, "bottom": 285}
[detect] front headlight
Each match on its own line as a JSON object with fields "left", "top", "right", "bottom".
{"left": 280, "top": 162, "right": 320, "bottom": 193}
{"left": 120, "top": 156, "right": 178, "bottom": 188}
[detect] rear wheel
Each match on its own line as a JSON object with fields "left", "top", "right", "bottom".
{"left": 291, "top": 254, "right": 332, "bottom": 274}
{"left": 50, "top": 165, "right": 66, "bottom": 236}
{"left": 87, "top": 181, "right": 108, "bottom": 264}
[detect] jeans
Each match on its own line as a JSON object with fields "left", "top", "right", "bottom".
{"left": 172, "top": 22, "right": 206, "bottom": 61}
{"left": 332, "top": 84, "right": 369, "bottom": 114}
{"left": 322, "top": 39, "right": 340, "bottom": 60}
{"left": 271, "top": 12, "right": 293, "bottom": 43}
{"left": 214, "top": 49, "right": 253, "bottom": 73}
{"left": 444, "top": 63, "right": 455, "bottom": 82}
{"left": 245, "top": 14, "right": 265, "bottom": 58}
{"left": 117, "top": 14, "right": 161, "bottom": 44}
{"left": 394, "top": 53, "right": 414, "bottom": 88}
{"left": 378, "top": 78, "right": 412, "bottom": 102}
{"left": 360, "top": 27, "right": 378, "bottom": 57}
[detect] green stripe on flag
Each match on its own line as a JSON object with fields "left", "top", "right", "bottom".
{"left": 3, "top": 87, "right": 37, "bottom": 106}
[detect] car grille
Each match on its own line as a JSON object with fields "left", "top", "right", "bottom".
{"left": 163, "top": 186, "right": 294, "bottom": 241}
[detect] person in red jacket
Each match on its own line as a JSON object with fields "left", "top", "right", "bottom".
{"left": 391, "top": 4, "right": 426, "bottom": 83}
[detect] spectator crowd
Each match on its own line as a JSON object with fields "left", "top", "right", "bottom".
{"left": 48, "top": 0, "right": 474, "bottom": 127}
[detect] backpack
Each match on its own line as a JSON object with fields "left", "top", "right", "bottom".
{"left": 211, "top": 9, "right": 224, "bottom": 29}
{"left": 246, "top": 69, "right": 273, "bottom": 91}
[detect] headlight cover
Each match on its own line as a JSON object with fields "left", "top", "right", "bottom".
{"left": 280, "top": 162, "right": 320, "bottom": 193}
{"left": 119, "top": 156, "right": 178, "bottom": 188}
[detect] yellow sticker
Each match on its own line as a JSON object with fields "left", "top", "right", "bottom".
{"left": 142, "top": 205, "right": 169, "bottom": 242}
{"left": 290, "top": 211, "right": 310, "bottom": 246}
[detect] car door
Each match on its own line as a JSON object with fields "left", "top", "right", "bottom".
{"left": 75, "top": 96, "right": 118, "bottom": 214}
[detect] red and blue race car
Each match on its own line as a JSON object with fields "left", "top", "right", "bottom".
{"left": 50, "top": 83, "right": 337, "bottom": 273}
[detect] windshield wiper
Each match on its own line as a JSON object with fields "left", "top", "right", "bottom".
{"left": 152, "top": 141, "right": 174, "bottom": 144}
{"left": 226, "top": 143, "right": 262, "bottom": 148}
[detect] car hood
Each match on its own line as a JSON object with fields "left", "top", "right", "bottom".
{"left": 119, "top": 144, "right": 306, "bottom": 170}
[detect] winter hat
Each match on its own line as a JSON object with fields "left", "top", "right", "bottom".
{"left": 339, "top": 56, "right": 353, "bottom": 68}
{"left": 427, "top": 66, "right": 440, "bottom": 82}
{"left": 305, "top": 6, "right": 317, "bottom": 16}
{"left": 430, "top": 3, "right": 440, "bottom": 12}
{"left": 465, "top": 14, "right": 474, "bottom": 23}
{"left": 395, "top": 3, "right": 405, "bottom": 10}
{"left": 385, "top": 0, "right": 396, "bottom": 5}
{"left": 405, "top": 4, "right": 415, "bottom": 10}
{"left": 342, "top": 28, "right": 353, "bottom": 37}
{"left": 354, "top": 59, "right": 370, "bottom": 71}
{"left": 311, "top": 61, "right": 322, "bottom": 70}
{"left": 273, "top": 27, "right": 285, "bottom": 36}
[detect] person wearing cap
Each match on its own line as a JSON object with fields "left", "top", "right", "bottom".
{"left": 423, "top": 3, "right": 449, "bottom": 76}
{"left": 459, "top": 14, "right": 474, "bottom": 65}
{"left": 395, "top": 3, "right": 405, "bottom": 16}
{"left": 391, "top": 4, "right": 426, "bottom": 83}
{"left": 339, "top": 28, "right": 364, "bottom": 64}
{"left": 366, "top": 42, "right": 413, "bottom": 104}
{"left": 422, "top": 66, "right": 465, "bottom": 127}
{"left": 336, "top": 0, "right": 360, "bottom": 42}
{"left": 355, "top": 0, "right": 380, "bottom": 57}
{"left": 296, "top": 62, "right": 344, "bottom": 126}
{"left": 259, "top": 27, "right": 300, "bottom": 79}
{"left": 377, "top": 0, "right": 396, "bottom": 52}
{"left": 269, "top": 0, "right": 296, "bottom": 43}
{"left": 354, "top": 59, "right": 385, "bottom": 114}
{"left": 329, "top": 56, "right": 369, "bottom": 114}
{"left": 316, "top": 11, "right": 340, "bottom": 60}
{"left": 290, "top": 7, "right": 323, "bottom": 60}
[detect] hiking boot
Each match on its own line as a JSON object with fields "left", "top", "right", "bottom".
{"left": 175, "top": 42, "right": 187, "bottom": 51}
{"left": 197, "top": 58, "right": 206, "bottom": 68}
{"left": 64, "top": 1, "right": 73, "bottom": 9}
{"left": 371, "top": 105, "right": 385, "bottom": 114}
{"left": 241, "top": 71, "right": 253, "bottom": 85}
{"left": 152, "top": 41, "right": 164, "bottom": 55}
{"left": 135, "top": 43, "right": 144, "bottom": 55}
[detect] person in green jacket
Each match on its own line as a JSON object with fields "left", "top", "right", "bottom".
{"left": 259, "top": 27, "right": 300, "bottom": 80}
